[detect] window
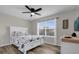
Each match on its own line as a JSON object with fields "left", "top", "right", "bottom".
{"left": 37, "top": 19, "right": 56, "bottom": 36}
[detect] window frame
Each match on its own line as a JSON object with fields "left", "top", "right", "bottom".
{"left": 37, "top": 19, "right": 57, "bottom": 37}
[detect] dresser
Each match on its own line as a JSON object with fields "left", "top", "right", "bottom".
{"left": 61, "top": 37, "right": 79, "bottom": 54}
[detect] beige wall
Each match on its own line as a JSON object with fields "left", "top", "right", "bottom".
{"left": 0, "top": 13, "right": 31, "bottom": 46}
{"left": 30, "top": 8, "right": 79, "bottom": 46}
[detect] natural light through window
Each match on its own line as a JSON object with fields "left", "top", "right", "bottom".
{"left": 37, "top": 19, "right": 56, "bottom": 37}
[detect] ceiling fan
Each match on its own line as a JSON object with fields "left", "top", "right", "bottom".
{"left": 22, "top": 5, "right": 42, "bottom": 17}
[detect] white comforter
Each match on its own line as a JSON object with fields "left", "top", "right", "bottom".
{"left": 11, "top": 35, "right": 44, "bottom": 54}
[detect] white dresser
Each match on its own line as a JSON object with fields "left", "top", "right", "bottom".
{"left": 61, "top": 37, "right": 79, "bottom": 54}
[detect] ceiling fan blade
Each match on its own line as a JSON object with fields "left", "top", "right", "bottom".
{"left": 22, "top": 12, "right": 31, "bottom": 13}
{"left": 35, "top": 13, "right": 41, "bottom": 15}
{"left": 25, "top": 5, "right": 31, "bottom": 11}
{"left": 35, "top": 8, "right": 42, "bottom": 12}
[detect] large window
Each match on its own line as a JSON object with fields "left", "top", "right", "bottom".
{"left": 37, "top": 19, "right": 56, "bottom": 36}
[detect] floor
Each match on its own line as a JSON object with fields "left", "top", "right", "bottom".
{"left": 0, "top": 45, "right": 21, "bottom": 54}
{"left": 0, "top": 44, "right": 60, "bottom": 54}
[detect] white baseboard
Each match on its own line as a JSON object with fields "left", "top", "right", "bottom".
{"left": 45, "top": 42, "right": 61, "bottom": 46}
{"left": 0, "top": 43, "right": 11, "bottom": 47}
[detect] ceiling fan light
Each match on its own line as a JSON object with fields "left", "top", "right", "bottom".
{"left": 31, "top": 13, "right": 35, "bottom": 15}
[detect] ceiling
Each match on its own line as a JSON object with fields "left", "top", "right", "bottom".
{"left": 0, "top": 5, "right": 76, "bottom": 21}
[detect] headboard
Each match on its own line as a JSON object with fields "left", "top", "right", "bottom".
{"left": 10, "top": 26, "right": 28, "bottom": 44}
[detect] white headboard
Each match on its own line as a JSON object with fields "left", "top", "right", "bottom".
{"left": 10, "top": 26, "right": 28, "bottom": 33}
{"left": 10, "top": 26, "right": 28, "bottom": 43}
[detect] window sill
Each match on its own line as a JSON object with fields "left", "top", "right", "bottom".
{"left": 38, "top": 35, "right": 56, "bottom": 38}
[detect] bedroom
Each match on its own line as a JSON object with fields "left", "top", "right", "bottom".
{"left": 0, "top": 5, "right": 79, "bottom": 54}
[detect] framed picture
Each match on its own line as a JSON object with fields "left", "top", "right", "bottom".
{"left": 74, "top": 17, "right": 79, "bottom": 31}
{"left": 63, "top": 19, "right": 69, "bottom": 29}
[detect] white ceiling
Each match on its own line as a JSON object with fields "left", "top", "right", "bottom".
{"left": 0, "top": 5, "right": 76, "bottom": 21}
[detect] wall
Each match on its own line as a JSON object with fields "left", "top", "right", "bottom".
{"left": 31, "top": 7, "right": 79, "bottom": 46}
{"left": 0, "top": 13, "right": 31, "bottom": 46}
